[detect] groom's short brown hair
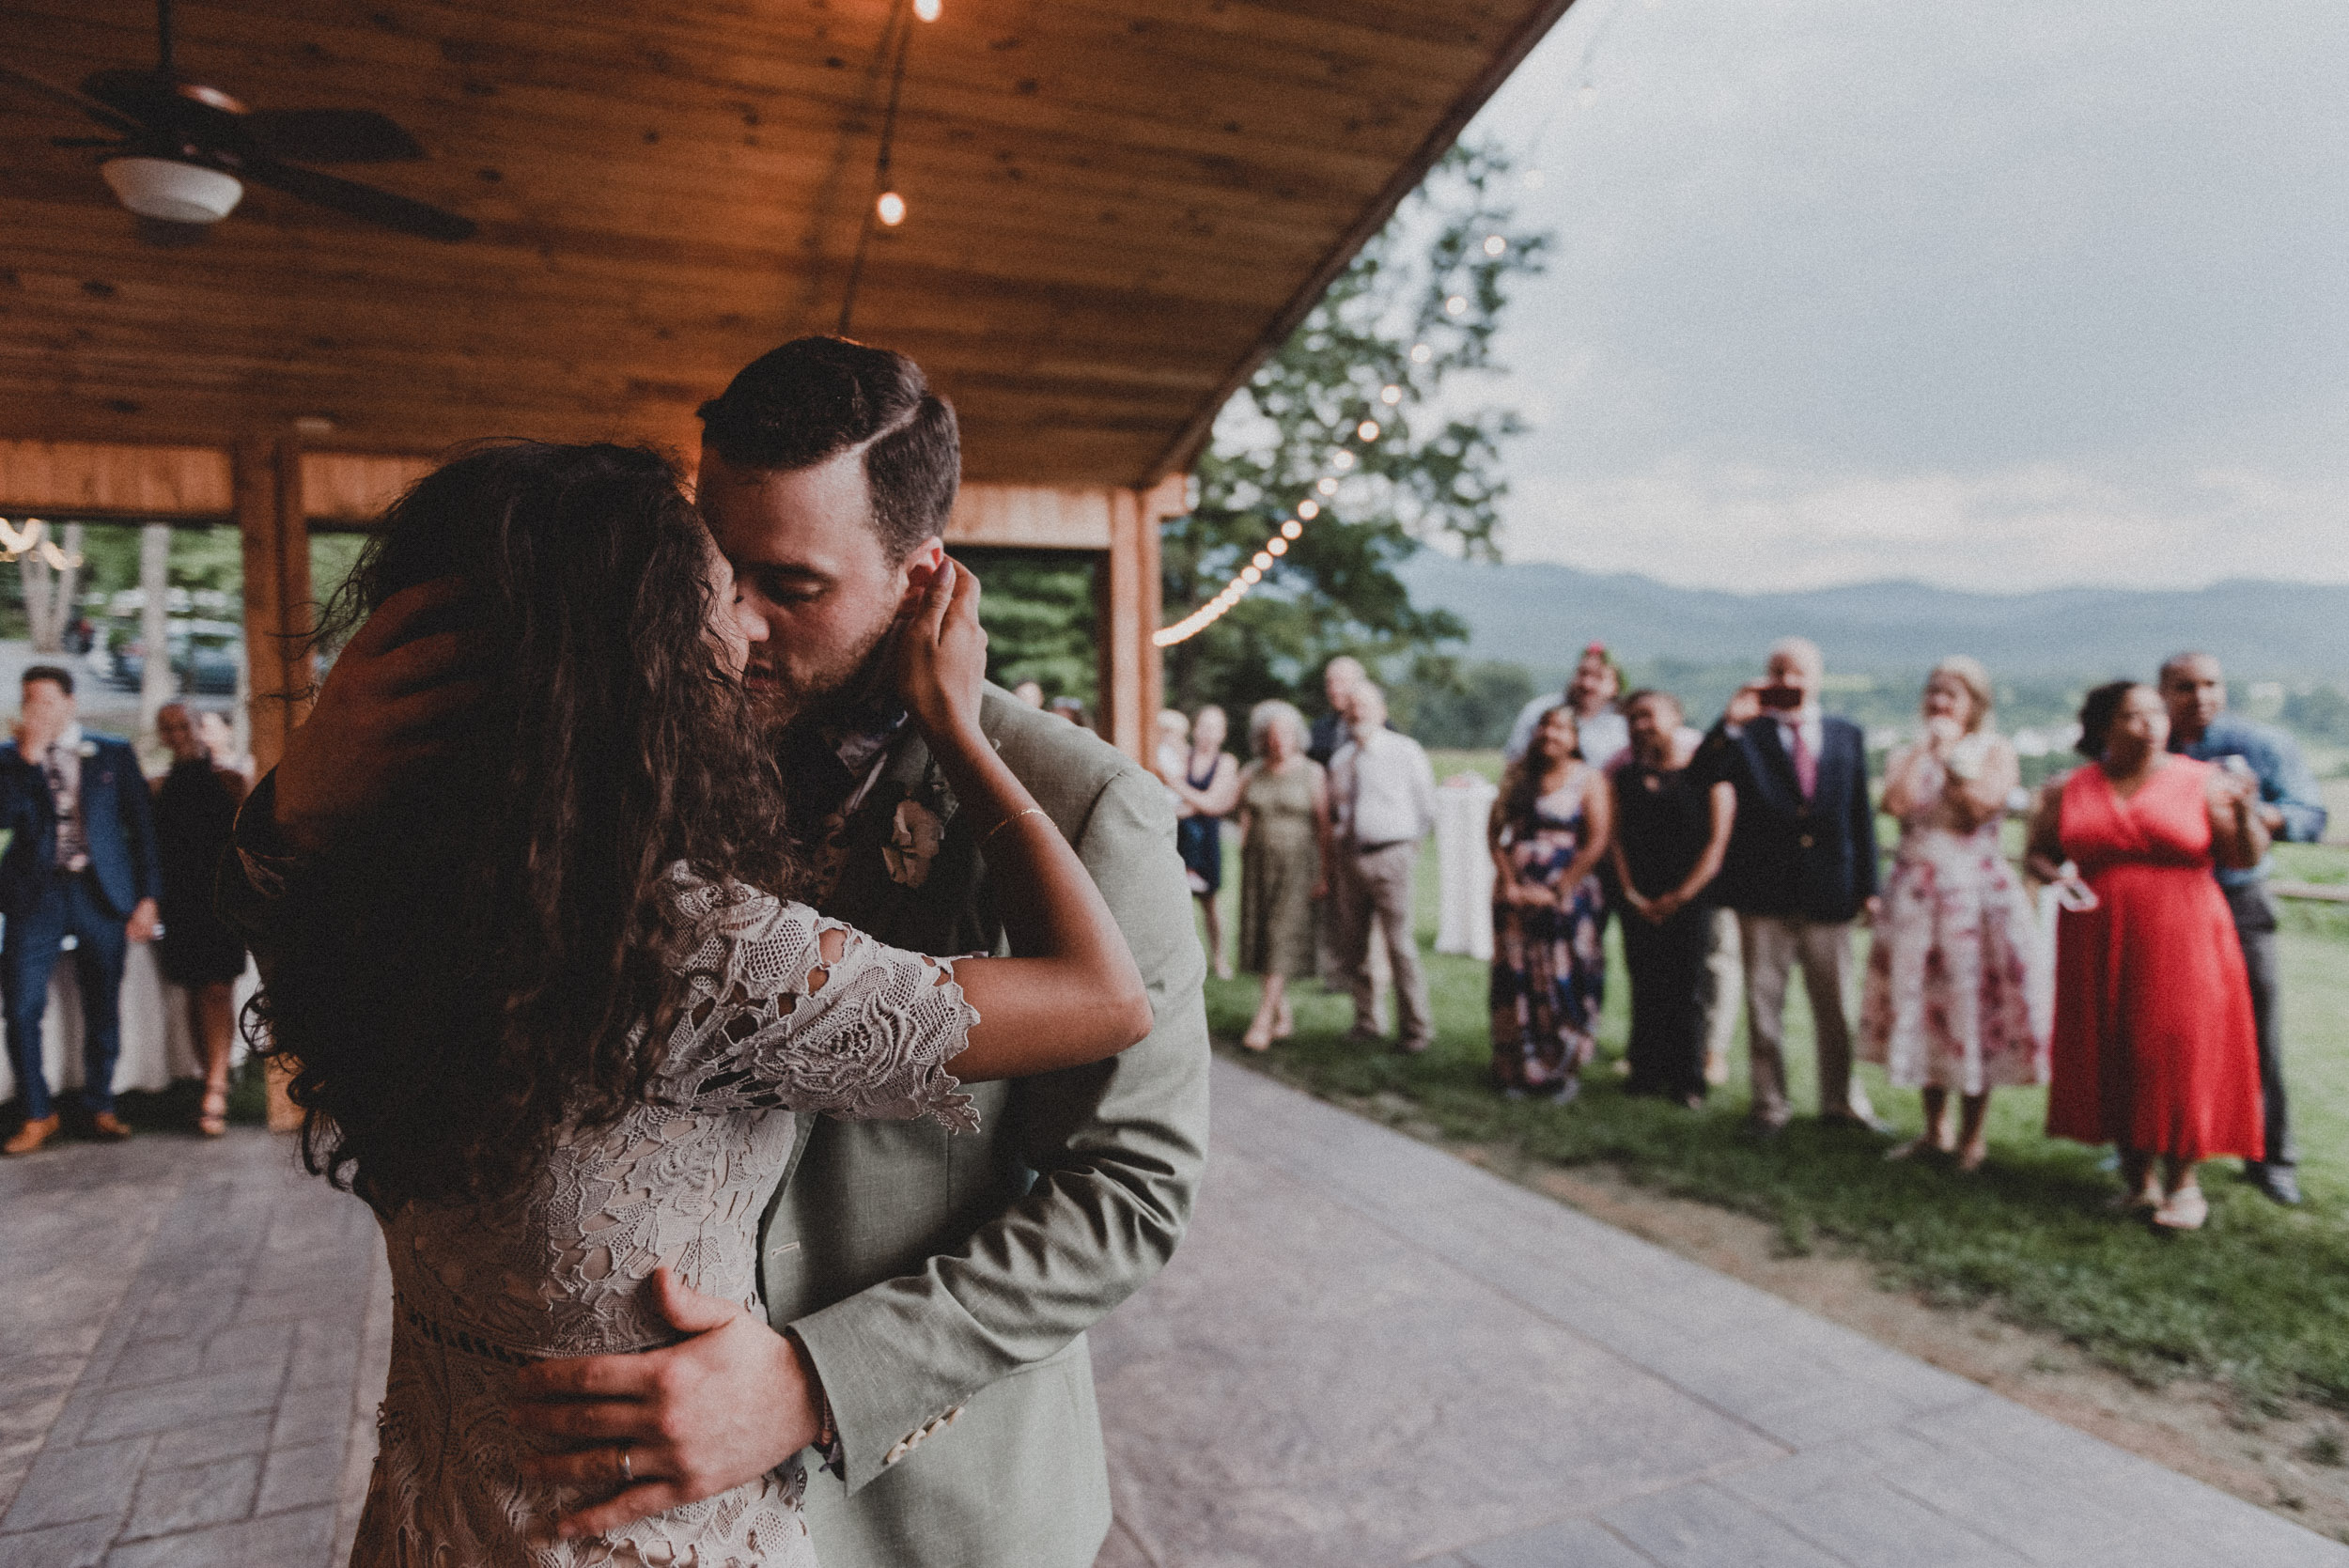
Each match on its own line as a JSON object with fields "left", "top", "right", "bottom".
{"left": 696, "top": 336, "right": 960, "bottom": 561}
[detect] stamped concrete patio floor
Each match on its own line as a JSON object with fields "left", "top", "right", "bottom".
{"left": 5, "top": 1058, "right": 2344, "bottom": 1567}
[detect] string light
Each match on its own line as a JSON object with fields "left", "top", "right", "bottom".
{"left": 1267, "top": 537, "right": 1288, "bottom": 555}
{"left": 1281, "top": 519, "right": 1303, "bottom": 537}
{"left": 1379, "top": 385, "right": 1402, "bottom": 405}
{"left": 1409, "top": 343, "right": 1432, "bottom": 364}
{"left": 1298, "top": 500, "right": 1319, "bottom": 519}
{"left": 1315, "top": 477, "right": 1338, "bottom": 495}
{"left": 1482, "top": 235, "right": 1506, "bottom": 256}
{"left": 1443, "top": 294, "right": 1468, "bottom": 315}
{"left": 876, "top": 190, "right": 907, "bottom": 225}
{"left": 1330, "top": 450, "right": 1355, "bottom": 472}
{"left": 1357, "top": 420, "right": 1380, "bottom": 441}
{"left": 0, "top": 519, "right": 78, "bottom": 567}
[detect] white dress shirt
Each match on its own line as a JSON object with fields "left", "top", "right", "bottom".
{"left": 1503, "top": 695, "right": 1629, "bottom": 769}
{"left": 1330, "top": 728, "right": 1437, "bottom": 849}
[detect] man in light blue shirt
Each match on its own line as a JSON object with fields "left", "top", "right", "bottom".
{"left": 2161, "top": 651, "right": 2329, "bottom": 1206}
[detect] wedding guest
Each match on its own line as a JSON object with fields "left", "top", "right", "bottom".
{"left": 1308, "top": 655, "right": 1366, "bottom": 765}
{"left": 1610, "top": 692, "right": 1735, "bottom": 1107}
{"left": 152, "top": 704, "right": 251, "bottom": 1138}
{"left": 1154, "top": 708, "right": 1190, "bottom": 782}
{"left": 1012, "top": 678, "right": 1046, "bottom": 708}
{"left": 1049, "top": 695, "right": 1090, "bottom": 728}
{"left": 0, "top": 666, "right": 162, "bottom": 1156}
{"left": 1697, "top": 637, "right": 1884, "bottom": 1137}
{"left": 1237, "top": 700, "right": 1330, "bottom": 1050}
{"left": 1504, "top": 642, "right": 1629, "bottom": 768}
{"left": 2160, "top": 651, "right": 2328, "bottom": 1206}
{"left": 1489, "top": 704, "right": 1611, "bottom": 1099}
{"left": 1859, "top": 659, "right": 2048, "bottom": 1171}
{"left": 1329, "top": 684, "right": 1438, "bottom": 1053}
{"left": 2030, "top": 681, "right": 2265, "bottom": 1231}
{"left": 1170, "top": 706, "right": 1241, "bottom": 981}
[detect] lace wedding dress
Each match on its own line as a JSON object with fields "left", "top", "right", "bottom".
{"left": 350, "top": 866, "right": 980, "bottom": 1567}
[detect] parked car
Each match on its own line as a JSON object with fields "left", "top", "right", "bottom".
{"left": 107, "top": 619, "right": 243, "bottom": 696}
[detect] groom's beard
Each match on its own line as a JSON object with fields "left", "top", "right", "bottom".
{"left": 747, "top": 615, "right": 895, "bottom": 733}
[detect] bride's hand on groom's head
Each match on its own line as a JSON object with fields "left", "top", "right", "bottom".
{"left": 509, "top": 1266, "right": 823, "bottom": 1540}
{"left": 894, "top": 557, "right": 987, "bottom": 748}
{"left": 276, "top": 577, "right": 492, "bottom": 853}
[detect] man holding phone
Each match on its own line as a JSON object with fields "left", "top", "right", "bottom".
{"left": 2160, "top": 651, "right": 2327, "bottom": 1205}
{"left": 1696, "top": 637, "right": 1885, "bottom": 1137}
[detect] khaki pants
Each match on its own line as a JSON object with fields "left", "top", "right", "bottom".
{"left": 1699, "top": 907, "right": 1742, "bottom": 1086}
{"left": 1736, "top": 913, "right": 1873, "bottom": 1127}
{"left": 1332, "top": 841, "right": 1431, "bottom": 1048}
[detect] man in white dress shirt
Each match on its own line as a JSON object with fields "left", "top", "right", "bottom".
{"left": 1328, "top": 684, "right": 1439, "bottom": 1053}
{"left": 1503, "top": 643, "right": 1630, "bottom": 768}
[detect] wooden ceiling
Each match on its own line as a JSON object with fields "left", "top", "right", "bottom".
{"left": 0, "top": 0, "right": 1569, "bottom": 486}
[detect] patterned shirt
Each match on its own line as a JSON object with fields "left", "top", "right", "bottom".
{"left": 41, "top": 723, "right": 89, "bottom": 874}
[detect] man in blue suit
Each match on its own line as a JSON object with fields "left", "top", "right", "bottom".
{"left": 0, "top": 666, "right": 162, "bottom": 1155}
{"left": 1697, "top": 637, "right": 1884, "bottom": 1137}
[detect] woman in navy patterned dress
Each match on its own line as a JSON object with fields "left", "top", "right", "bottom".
{"left": 1488, "top": 705, "right": 1612, "bottom": 1101}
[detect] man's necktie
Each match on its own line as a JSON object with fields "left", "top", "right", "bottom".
{"left": 1790, "top": 724, "right": 1818, "bottom": 801}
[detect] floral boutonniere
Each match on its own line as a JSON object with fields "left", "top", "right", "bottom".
{"left": 883, "top": 798, "right": 946, "bottom": 888}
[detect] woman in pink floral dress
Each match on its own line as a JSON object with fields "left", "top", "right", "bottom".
{"left": 1859, "top": 658, "right": 2050, "bottom": 1170}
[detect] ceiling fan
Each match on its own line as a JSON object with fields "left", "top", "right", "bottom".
{"left": 1, "top": 0, "right": 475, "bottom": 243}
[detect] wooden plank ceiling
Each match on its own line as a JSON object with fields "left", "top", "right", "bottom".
{"left": 0, "top": 0, "right": 1567, "bottom": 486}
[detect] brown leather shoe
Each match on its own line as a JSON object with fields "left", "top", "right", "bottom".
{"left": 3, "top": 1114, "right": 60, "bottom": 1156}
{"left": 89, "top": 1111, "right": 133, "bottom": 1141}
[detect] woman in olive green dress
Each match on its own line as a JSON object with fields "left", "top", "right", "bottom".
{"left": 1237, "top": 699, "right": 1331, "bottom": 1050}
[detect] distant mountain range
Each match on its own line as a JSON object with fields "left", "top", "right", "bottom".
{"left": 1397, "top": 555, "right": 2349, "bottom": 683}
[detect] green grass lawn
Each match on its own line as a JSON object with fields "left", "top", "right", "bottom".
{"left": 1204, "top": 800, "right": 2349, "bottom": 1410}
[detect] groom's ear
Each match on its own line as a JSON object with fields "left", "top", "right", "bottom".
{"left": 894, "top": 536, "right": 949, "bottom": 613}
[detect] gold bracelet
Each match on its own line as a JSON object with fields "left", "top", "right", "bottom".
{"left": 982, "top": 806, "right": 1048, "bottom": 846}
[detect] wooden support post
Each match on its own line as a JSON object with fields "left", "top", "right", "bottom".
{"left": 1099, "top": 490, "right": 1146, "bottom": 760}
{"left": 233, "top": 436, "right": 311, "bottom": 1132}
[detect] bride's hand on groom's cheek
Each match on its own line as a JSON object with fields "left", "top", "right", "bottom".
{"left": 509, "top": 1267, "right": 824, "bottom": 1539}
{"left": 277, "top": 577, "right": 491, "bottom": 852}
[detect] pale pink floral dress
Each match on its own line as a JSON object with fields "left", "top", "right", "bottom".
{"left": 1859, "top": 744, "right": 2051, "bottom": 1094}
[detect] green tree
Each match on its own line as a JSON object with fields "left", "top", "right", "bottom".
{"left": 1160, "top": 140, "right": 1549, "bottom": 718}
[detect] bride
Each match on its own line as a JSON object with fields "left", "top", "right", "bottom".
{"left": 241, "top": 442, "right": 1152, "bottom": 1566}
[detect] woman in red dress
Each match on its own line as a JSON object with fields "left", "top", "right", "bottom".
{"left": 2027, "top": 681, "right": 2267, "bottom": 1231}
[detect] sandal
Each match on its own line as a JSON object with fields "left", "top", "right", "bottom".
{"left": 198, "top": 1085, "right": 228, "bottom": 1139}
{"left": 2152, "top": 1186, "right": 2208, "bottom": 1232}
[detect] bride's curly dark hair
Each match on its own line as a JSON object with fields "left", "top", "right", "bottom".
{"left": 251, "top": 442, "right": 795, "bottom": 1209}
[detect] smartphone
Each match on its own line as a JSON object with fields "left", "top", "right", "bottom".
{"left": 1756, "top": 684, "right": 1803, "bottom": 710}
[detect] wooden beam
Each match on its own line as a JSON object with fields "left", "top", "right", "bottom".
{"left": 302, "top": 452, "right": 437, "bottom": 526}
{"left": 1097, "top": 474, "right": 1188, "bottom": 763}
{"left": 945, "top": 484, "right": 1113, "bottom": 551}
{"left": 234, "top": 437, "right": 313, "bottom": 775}
{"left": 0, "top": 440, "right": 232, "bottom": 520}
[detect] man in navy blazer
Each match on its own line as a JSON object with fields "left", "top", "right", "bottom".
{"left": 1696, "top": 637, "right": 1884, "bottom": 1136}
{"left": 0, "top": 665, "right": 162, "bottom": 1155}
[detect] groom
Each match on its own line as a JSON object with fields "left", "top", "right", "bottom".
{"left": 254, "top": 338, "right": 1209, "bottom": 1566}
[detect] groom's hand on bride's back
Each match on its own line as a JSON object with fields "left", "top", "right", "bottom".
{"left": 510, "top": 1266, "right": 823, "bottom": 1540}
{"left": 275, "top": 578, "right": 491, "bottom": 852}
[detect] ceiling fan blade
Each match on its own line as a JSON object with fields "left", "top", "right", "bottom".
{"left": 80, "top": 67, "right": 248, "bottom": 145}
{"left": 243, "top": 108, "right": 423, "bottom": 163}
{"left": 240, "top": 158, "right": 476, "bottom": 241}
{"left": 0, "top": 63, "right": 142, "bottom": 133}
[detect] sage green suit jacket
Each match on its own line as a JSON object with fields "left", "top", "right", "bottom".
{"left": 770, "top": 686, "right": 1210, "bottom": 1568}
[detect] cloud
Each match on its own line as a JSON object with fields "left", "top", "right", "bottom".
{"left": 1455, "top": 0, "right": 2349, "bottom": 592}
{"left": 1502, "top": 459, "right": 2349, "bottom": 593}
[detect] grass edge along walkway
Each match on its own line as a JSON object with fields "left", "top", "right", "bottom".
{"left": 1201, "top": 896, "right": 2349, "bottom": 1417}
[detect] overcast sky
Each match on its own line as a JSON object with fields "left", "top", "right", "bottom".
{"left": 1457, "top": 0, "right": 2349, "bottom": 592}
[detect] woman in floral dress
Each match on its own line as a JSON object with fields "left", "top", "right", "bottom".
{"left": 1859, "top": 657, "right": 2049, "bottom": 1171}
{"left": 1488, "top": 705, "right": 1612, "bottom": 1101}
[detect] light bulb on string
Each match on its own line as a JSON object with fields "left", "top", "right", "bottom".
{"left": 1379, "top": 384, "right": 1402, "bottom": 405}
{"left": 1482, "top": 235, "right": 1506, "bottom": 257}
{"left": 1281, "top": 520, "right": 1303, "bottom": 538}
{"left": 1298, "top": 499, "right": 1319, "bottom": 519}
{"left": 1443, "top": 294, "right": 1468, "bottom": 316}
{"left": 1252, "top": 551, "right": 1273, "bottom": 570}
{"left": 1315, "top": 477, "right": 1338, "bottom": 495}
{"left": 1357, "top": 420, "right": 1380, "bottom": 441}
{"left": 1267, "top": 536, "right": 1288, "bottom": 556}
{"left": 876, "top": 190, "right": 907, "bottom": 225}
{"left": 1330, "top": 450, "right": 1355, "bottom": 472}
{"left": 1409, "top": 343, "right": 1432, "bottom": 365}
{"left": 913, "top": 0, "right": 942, "bottom": 18}
{"left": 1240, "top": 566, "right": 1261, "bottom": 584}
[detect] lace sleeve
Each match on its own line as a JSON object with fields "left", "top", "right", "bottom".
{"left": 650, "top": 865, "right": 979, "bottom": 1131}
